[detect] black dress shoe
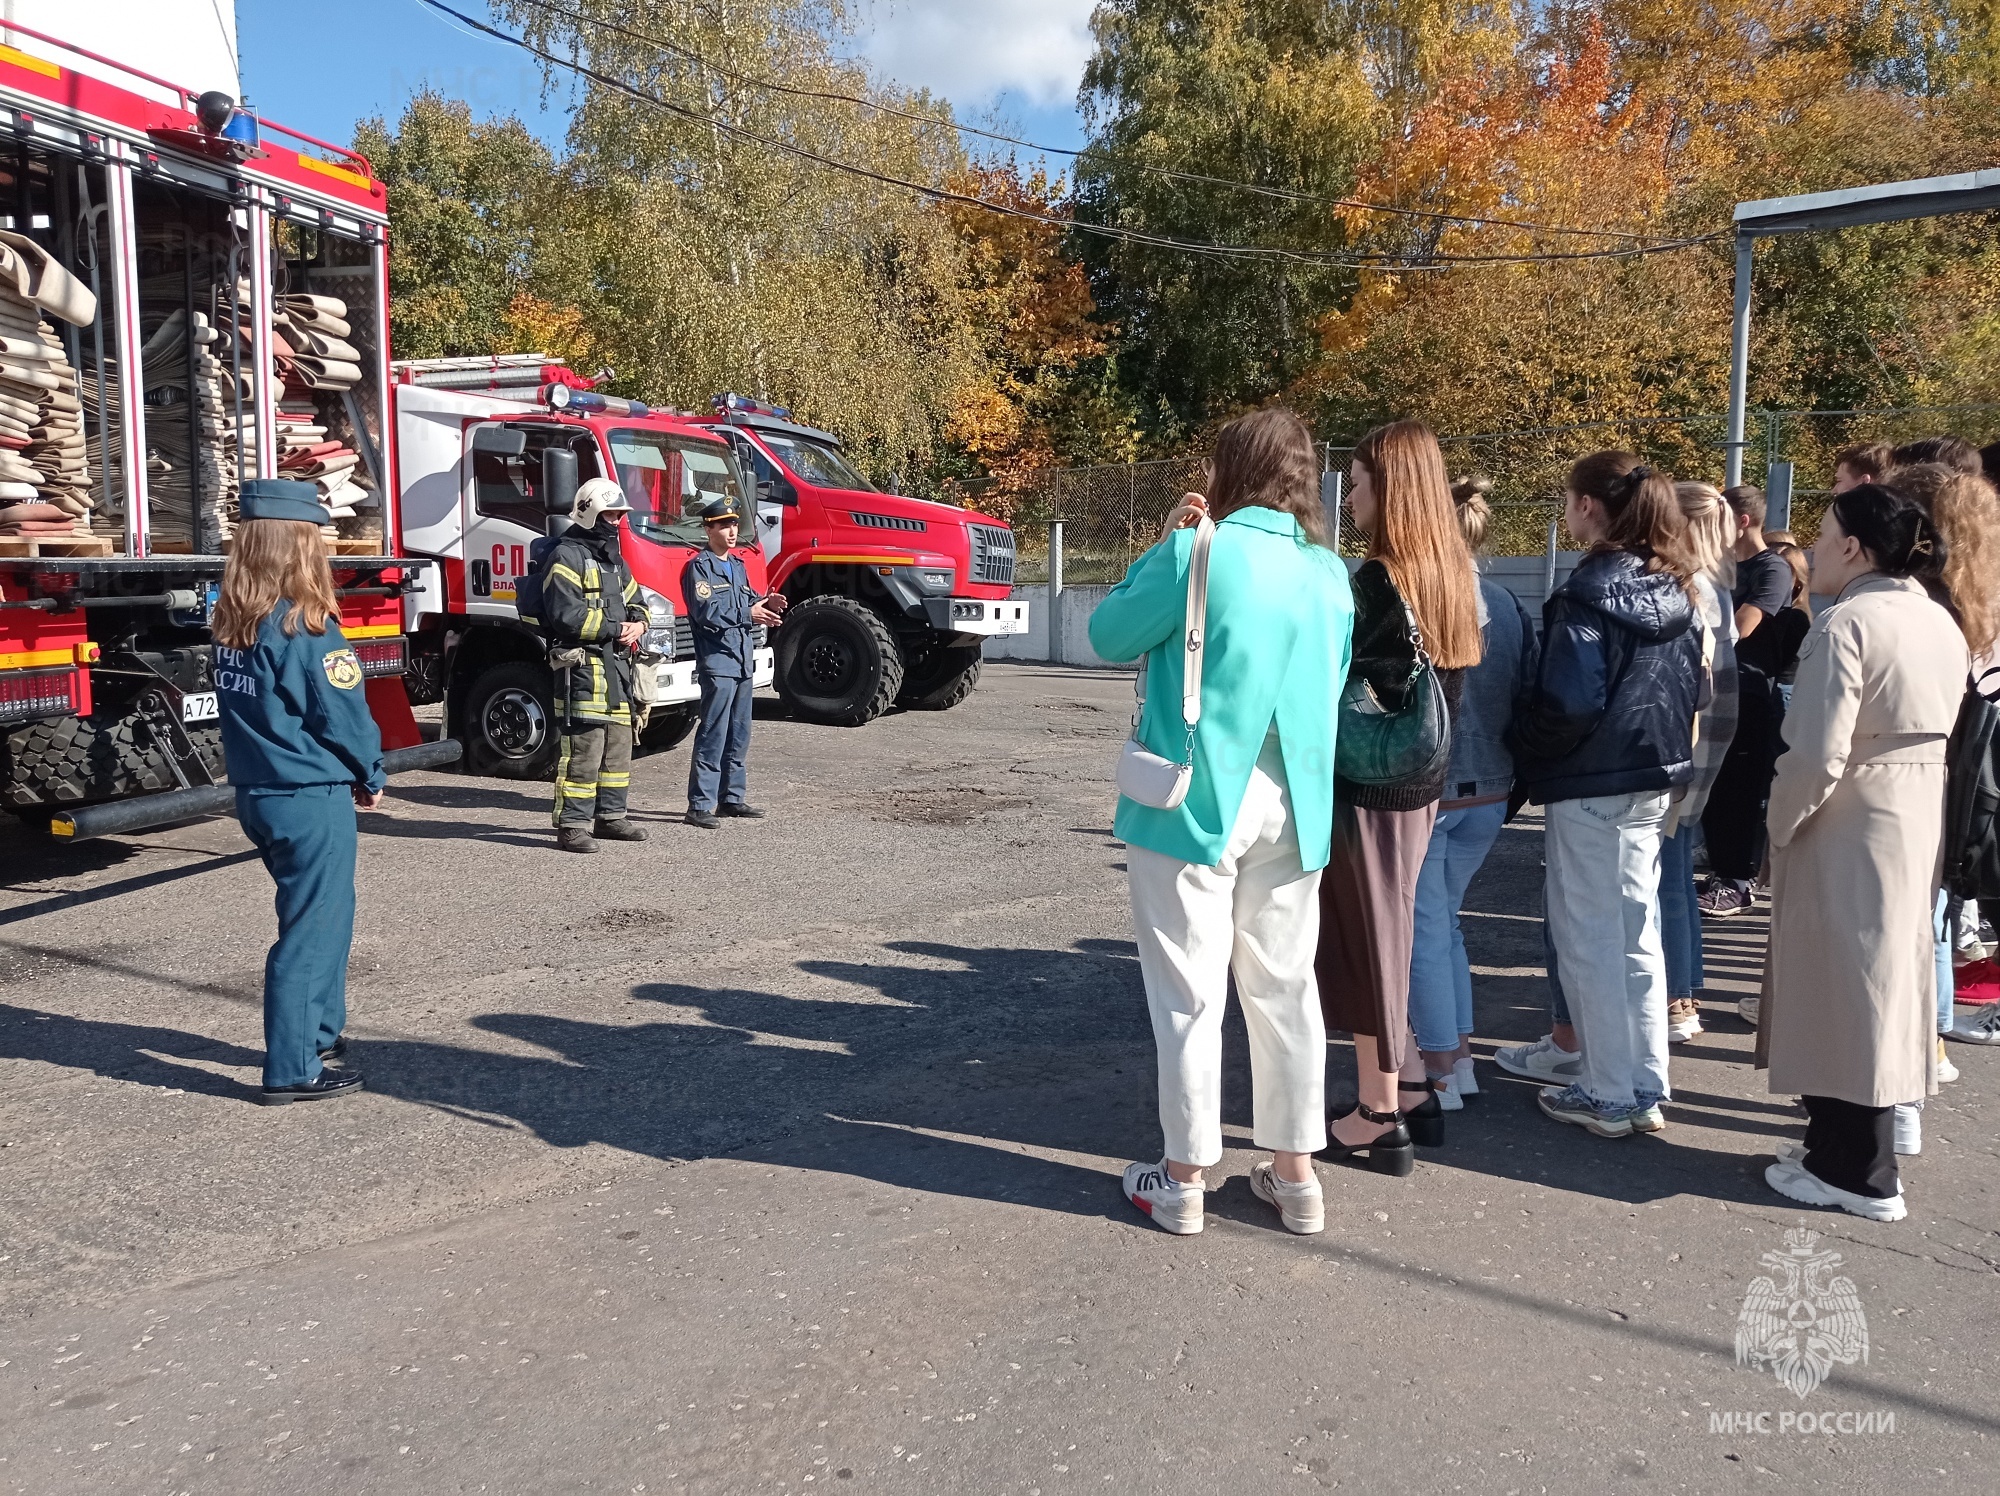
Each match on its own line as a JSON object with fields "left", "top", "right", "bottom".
{"left": 685, "top": 809, "right": 722, "bottom": 829}
{"left": 1316, "top": 1102, "right": 1415, "bottom": 1176}
{"left": 319, "top": 1037, "right": 347, "bottom": 1062}
{"left": 718, "top": 802, "right": 766, "bottom": 818}
{"left": 260, "top": 1070, "right": 365, "bottom": 1106}
{"left": 1398, "top": 1077, "right": 1445, "bottom": 1147}
{"left": 593, "top": 818, "right": 649, "bottom": 842}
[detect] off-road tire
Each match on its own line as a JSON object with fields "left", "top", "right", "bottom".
{"left": 896, "top": 643, "right": 983, "bottom": 711}
{"left": 3, "top": 710, "right": 225, "bottom": 810}
{"left": 775, "top": 596, "right": 904, "bottom": 726}
{"left": 463, "top": 660, "right": 560, "bottom": 780}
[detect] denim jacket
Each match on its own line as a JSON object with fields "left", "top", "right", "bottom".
{"left": 1443, "top": 576, "right": 1538, "bottom": 804}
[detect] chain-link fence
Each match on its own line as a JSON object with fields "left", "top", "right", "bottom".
{"left": 1013, "top": 406, "right": 2000, "bottom": 582}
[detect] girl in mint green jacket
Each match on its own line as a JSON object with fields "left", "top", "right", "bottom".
{"left": 1088, "top": 408, "right": 1353, "bottom": 1237}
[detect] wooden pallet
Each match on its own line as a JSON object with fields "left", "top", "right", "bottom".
{"left": 0, "top": 535, "right": 115, "bottom": 557}
{"left": 329, "top": 539, "right": 381, "bottom": 554}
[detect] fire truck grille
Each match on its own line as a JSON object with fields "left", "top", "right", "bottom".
{"left": 670, "top": 620, "right": 769, "bottom": 658}
{"left": 967, "top": 523, "right": 1015, "bottom": 586}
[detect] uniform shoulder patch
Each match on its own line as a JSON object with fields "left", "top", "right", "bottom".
{"left": 694, "top": 579, "right": 713, "bottom": 600}
{"left": 322, "top": 647, "right": 364, "bottom": 690}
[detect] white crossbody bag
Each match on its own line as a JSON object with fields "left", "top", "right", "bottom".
{"left": 1116, "top": 516, "right": 1214, "bottom": 810}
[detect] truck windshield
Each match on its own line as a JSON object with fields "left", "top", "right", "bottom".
{"left": 757, "top": 431, "right": 875, "bottom": 492}
{"left": 608, "top": 429, "right": 748, "bottom": 546}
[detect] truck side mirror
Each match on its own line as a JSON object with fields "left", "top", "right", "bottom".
{"left": 758, "top": 476, "right": 797, "bottom": 507}
{"left": 543, "top": 448, "right": 579, "bottom": 515}
{"left": 469, "top": 425, "right": 527, "bottom": 457}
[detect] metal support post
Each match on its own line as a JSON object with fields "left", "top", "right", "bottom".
{"left": 1766, "top": 461, "right": 1794, "bottom": 533}
{"left": 1544, "top": 518, "right": 1559, "bottom": 601}
{"left": 1725, "top": 232, "right": 1755, "bottom": 490}
{"left": 1047, "top": 518, "right": 1064, "bottom": 666}
{"left": 104, "top": 158, "right": 149, "bottom": 556}
{"left": 246, "top": 201, "right": 278, "bottom": 480}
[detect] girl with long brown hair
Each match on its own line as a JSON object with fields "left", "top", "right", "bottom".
{"left": 212, "top": 481, "right": 385, "bottom": 1106}
{"left": 1316, "top": 420, "right": 1481, "bottom": 1169}
{"left": 1506, "top": 452, "right": 1703, "bottom": 1139}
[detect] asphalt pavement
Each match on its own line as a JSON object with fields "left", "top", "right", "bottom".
{"left": 0, "top": 662, "right": 1994, "bottom": 1493}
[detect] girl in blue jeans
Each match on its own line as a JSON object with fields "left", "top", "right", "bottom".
{"left": 1409, "top": 476, "right": 1538, "bottom": 1112}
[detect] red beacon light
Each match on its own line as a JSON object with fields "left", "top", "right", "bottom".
{"left": 543, "top": 384, "right": 651, "bottom": 418}
{"left": 711, "top": 392, "right": 792, "bottom": 420}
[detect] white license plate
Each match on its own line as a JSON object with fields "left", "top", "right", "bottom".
{"left": 181, "top": 691, "right": 219, "bottom": 723}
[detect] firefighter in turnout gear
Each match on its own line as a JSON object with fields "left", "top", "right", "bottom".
{"left": 543, "top": 477, "right": 650, "bottom": 852}
{"left": 683, "top": 496, "right": 786, "bottom": 828}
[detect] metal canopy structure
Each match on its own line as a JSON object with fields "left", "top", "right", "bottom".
{"left": 1725, "top": 167, "right": 2000, "bottom": 486}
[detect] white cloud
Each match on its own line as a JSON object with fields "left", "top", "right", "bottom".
{"left": 857, "top": 0, "right": 1096, "bottom": 107}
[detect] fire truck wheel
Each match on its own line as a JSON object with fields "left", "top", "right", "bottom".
{"left": 3, "top": 710, "right": 225, "bottom": 808}
{"left": 464, "top": 661, "right": 560, "bottom": 780}
{"left": 775, "top": 596, "right": 905, "bottom": 726}
{"left": 896, "top": 644, "right": 983, "bottom": 711}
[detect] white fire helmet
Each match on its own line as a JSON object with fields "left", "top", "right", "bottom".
{"left": 573, "top": 477, "right": 631, "bottom": 528}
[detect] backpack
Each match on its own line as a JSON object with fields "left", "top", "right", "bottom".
{"left": 513, "top": 533, "right": 565, "bottom": 629}
{"left": 1941, "top": 667, "right": 2000, "bottom": 900}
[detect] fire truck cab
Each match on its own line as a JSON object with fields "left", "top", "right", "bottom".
{"left": 391, "top": 358, "right": 773, "bottom": 778}
{"left": 698, "top": 397, "right": 1027, "bottom": 725}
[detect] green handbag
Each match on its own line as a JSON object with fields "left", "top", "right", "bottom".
{"left": 1334, "top": 599, "right": 1451, "bottom": 788}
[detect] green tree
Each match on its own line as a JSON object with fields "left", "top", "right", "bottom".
{"left": 355, "top": 92, "right": 563, "bottom": 360}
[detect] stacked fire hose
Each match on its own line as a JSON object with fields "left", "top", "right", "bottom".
{"left": 0, "top": 231, "right": 96, "bottom": 538}
{"left": 269, "top": 291, "right": 375, "bottom": 530}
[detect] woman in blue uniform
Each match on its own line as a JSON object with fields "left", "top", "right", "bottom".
{"left": 211, "top": 479, "right": 385, "bottom": 1105}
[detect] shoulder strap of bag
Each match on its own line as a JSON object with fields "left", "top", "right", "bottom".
{"left": 1182, "top": 516, "right": 1215, "bottom": 728}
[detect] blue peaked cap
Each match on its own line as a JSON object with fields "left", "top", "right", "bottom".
{"left": 237, "top": 478, "right": 331, "bottom": 525}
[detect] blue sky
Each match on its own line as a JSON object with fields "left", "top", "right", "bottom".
{"left": 237, "top": 0, "right": 1092, "bottom": 161}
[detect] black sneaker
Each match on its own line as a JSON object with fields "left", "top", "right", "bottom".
{"left": 1697, "top": 881, "right": 1753, "bottom": 917}
{"left": 718, "top": 802, "right": 765, "bottom": 818}
{"left": 685, "top": 809, "right": 722, "bottom": 830}
{"left": 260, "top": 1070, "right": 365, "bottom": 1106}
{"left": 593, "top": 818, "right": 649, "bottom": 842}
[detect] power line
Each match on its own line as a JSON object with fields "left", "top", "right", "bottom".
{"left": 502, "top": 0, "right": 1672, "bottom": 246}
{"left": 413, "top": 0, "right": 1724, "bottom": 270}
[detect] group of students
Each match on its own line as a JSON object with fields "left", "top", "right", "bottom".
{"left": 1095, "top": 410, "right": 1997, "bottom": 1235}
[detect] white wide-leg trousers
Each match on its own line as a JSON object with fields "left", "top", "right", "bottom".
{"left": 1125, "top": 754, "right": 1326, "bottom": 1167}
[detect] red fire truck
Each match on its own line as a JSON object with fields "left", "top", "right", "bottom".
{"left": 698, "top": 396, "right": 1027, "bottom": 725}
{"left": 389, "top": 356, "right": 774, "bottom": 777}
{"left": 0, "top": 20, "right": 435, "bottom": 834}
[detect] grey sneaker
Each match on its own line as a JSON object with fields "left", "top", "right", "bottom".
{"left": 1249, "top": 1160, "right": 1324, "bottom": 1235}
{"left": 1628, "top": 1104, "right": 1667, "bottom": 1133}
{"left": 1765, "top": 1159, "right": 1906, "bottom": 1222}
{"left": 1122, "top": 1159, "right": 1203, "bottom": 1235}
{"left": 1946, "top": 1005, "right": 2000, "bottom": 1045}
{"left": 1537, "top": 1084, "right": 1633, "bottom": 1138}
{"left": 1495, "top": 1033, "right": 1582, "bottom": 1082}
{"left": 1698, "top": 881, "right": 1754, "bottom": 917}
{"left": 1738, "top": 994, "right": 1761, "bottom": 1027}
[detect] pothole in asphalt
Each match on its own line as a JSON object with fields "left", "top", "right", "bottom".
{"left": 865, "top": 787, "right": 1032, "bottom": 825}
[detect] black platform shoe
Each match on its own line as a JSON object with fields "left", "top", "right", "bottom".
{"left": 1317, "top": 1101, "right": 1415, "bottom": 1176}
{"left": 1399, "top": 1077, "right": 1446, "bottom": 1148}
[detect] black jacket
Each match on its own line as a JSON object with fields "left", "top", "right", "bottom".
{"left": 1508, "top": 549, "right": 1703, "bottom": 804}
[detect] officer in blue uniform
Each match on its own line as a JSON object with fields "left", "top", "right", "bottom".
{"left": 682, "top": 496, "right": 784, "bottom": 828}
{"left": 212, "top": 479, "right": 383, "bottom": 1105}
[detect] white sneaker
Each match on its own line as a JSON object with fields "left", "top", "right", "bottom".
{"left": 1738, "top": 995, "right": 1761, "bottom": 1027}
{"left": 1946, "top": 1005, "right": 2000, "bottom": 1044}
{"left": 1494, "top": 1034, "right": 1583, "bottom": 1082}
{"left": 1430, "top": 1074, "right": 1465, "bottom": 1112}
{"left": 1667, "top": 998, "right": 1704, "bottom": 1042}
{"left": 1248, "top": 1159, "right": 1324, "bottom": 1235}
{"left": 1937, "top": 1038, "right": 1960, "bottom": 1084}
{"left": 1893, "top": 1102, "right": 1922, "bottom": 1156}
{"left": 1451, "top": 1056, "right": 1479, "bottom": 1097}
{"left": 1122, "top": 1159, "right": 1203, "bottom": 1234}
{"left": 1775, "top": 1138, "right": 1910, "bottom": 1183}
{"left": 1765, "top": 1159, "right": 1906, "bottom": 1222}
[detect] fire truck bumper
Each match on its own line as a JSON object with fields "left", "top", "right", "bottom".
{"left": 924, "top": 597, "right": 1029, "bottom": 637}
{"left": 653, "top": 647, "right": 775, "bottom": 706}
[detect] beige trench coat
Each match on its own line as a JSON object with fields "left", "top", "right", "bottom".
{"left": 1757, "top": 574, "right": 1967, "bottom": 1106}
